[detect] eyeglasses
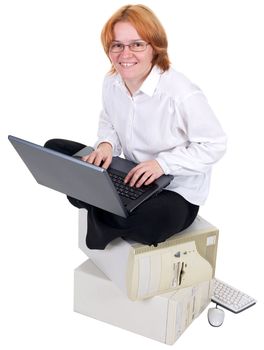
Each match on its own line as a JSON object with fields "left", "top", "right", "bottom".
{"left": 109, "top": 40, "right": 149, "bottom": 53}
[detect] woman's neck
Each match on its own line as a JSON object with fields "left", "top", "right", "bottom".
{"left": 123, "top": 66, "right": 153, "bottom": 95}
{"left": 124, "top": 79, "right": 143, "bottom": 95}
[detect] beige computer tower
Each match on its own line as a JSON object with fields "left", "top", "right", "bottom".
{"left": 74, "top": 259, "right": 214, "bottom": 345}
{"left": 79, "top": 211, "right": 219, "bottom": 301}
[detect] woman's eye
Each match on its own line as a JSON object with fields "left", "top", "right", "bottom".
{"left": 132, "top": 42, "right": 142, "bottom": 47}
{"left": 110, "top": 43, "right": 123, "bottom": 50}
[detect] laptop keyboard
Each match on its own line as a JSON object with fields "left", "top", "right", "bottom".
{"left": 108, "top": 171, "right": 153, "bottom": 200}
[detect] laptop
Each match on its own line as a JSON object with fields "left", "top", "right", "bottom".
{"left": 8, "top": 135, "right": 173, "bottom": 218}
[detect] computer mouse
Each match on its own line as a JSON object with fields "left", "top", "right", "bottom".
{"left": 207, "top": 307, "right": 225, "bottom": 327}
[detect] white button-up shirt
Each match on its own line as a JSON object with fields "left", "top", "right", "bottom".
{"left": 95, "top": 66, "right": 227, "bottom": 205}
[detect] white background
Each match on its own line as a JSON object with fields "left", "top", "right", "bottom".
{"left": 1, "top": 0, "right": 263, "bottom": 349}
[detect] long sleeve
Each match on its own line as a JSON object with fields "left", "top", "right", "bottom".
{"left": 94, "top": 77, "right": 122, "bottom": 156}
{"left": 94, "top": 108, "right": 122, "bottom": 156}
{"left": 156, "top": 91, "right": 227, "bottom": 176}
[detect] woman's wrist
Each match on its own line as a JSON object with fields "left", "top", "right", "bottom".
{"left": 97, "top": 142, "right": 113, "bottom": 150}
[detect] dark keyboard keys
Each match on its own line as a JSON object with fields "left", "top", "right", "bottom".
{"left": 108, "top": 172, "right": 152, "bottom": 200}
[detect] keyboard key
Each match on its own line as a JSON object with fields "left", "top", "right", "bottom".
{"left": 108, "top": 170, "right": 153, "bottom": 200}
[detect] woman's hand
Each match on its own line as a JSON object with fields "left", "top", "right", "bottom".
{"left": 82, "top": 142, "right": 113, "bottom": 169}
{"left": 124, "top": 160, "right": 164, "bottom": 187}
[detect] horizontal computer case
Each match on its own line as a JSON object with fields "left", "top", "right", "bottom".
{"left": 74, "top": 259, "right": 214, "bottom": 345}
{"left": 79, "top": 211, "right": 219, "bottom": 301}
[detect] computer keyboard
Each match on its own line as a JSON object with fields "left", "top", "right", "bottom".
{"left": 212, "top": 278, "right": 256, "bottom": 313}
{"left": 108, "top": 171, "right": 152, "bottom": 200}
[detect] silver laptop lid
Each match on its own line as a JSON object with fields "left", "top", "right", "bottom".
{"left": 8, "top": 135, "right": 128, "bottom": 218}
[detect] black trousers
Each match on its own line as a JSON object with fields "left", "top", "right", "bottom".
{"left": 44, "top": 139, "right": 199, "bottom": 249}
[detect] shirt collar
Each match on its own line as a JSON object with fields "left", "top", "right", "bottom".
{"left": 139, "top": 65, "right": 162, "bottom": 96}
{"left": 113, "top": 65, "right": 162, "bottom": 97}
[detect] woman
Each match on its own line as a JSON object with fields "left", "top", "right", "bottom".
{"left": 45, "top": 4, "right": 226, "bottom": 249}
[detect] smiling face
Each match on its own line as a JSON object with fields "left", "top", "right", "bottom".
{"left": 108, "top": 21, "right": 154, "bottom": 94}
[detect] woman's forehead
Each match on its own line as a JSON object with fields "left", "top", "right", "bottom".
{"left": 112, "top": 21, "right": 142, "bottom": 41}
